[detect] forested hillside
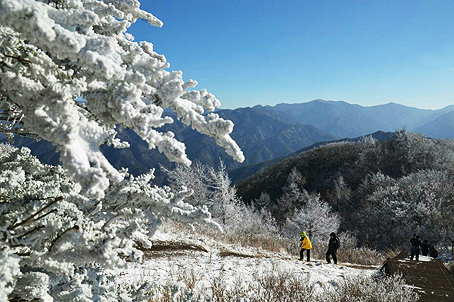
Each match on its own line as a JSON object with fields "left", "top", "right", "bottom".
{"left": 236, "top": 130, "right": 454, "bottom": 250}
{"left": 228, "top": 130, "right": 395, "bottom": 183}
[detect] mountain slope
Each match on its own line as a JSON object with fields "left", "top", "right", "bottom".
{"left": 258, "top": 100, "right": 379, "bottom": 138}
{"left": 256, "top": 100, "right": 454, "bottom": 139}
{"left": 234, "top": 130, "right": 454, "bottom": 207}
{"left": 2, "top": 107, "right": 335, "bottom": 184}
{"left": 363, "top": 102, "right": 433, "bottom": 130}
{"left": 217, "top": 108, "right": 335, "bottom": 165}
{"left": 415, "top": 111, "right": 454, "bottom": 139}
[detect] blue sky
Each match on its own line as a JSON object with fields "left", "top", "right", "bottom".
{"left": 129, "top": 0, "right": 454, "bottom": 110}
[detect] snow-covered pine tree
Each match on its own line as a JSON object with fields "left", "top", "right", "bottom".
{"left": 0, "top": 0, "right": 244, "bottom": 200}
{"left": 161, "top": 162, "right": 213, "bottom": 208}
{"left": 329, "top": 174, "right": 352, "bottom": 212}
{"left": 210, "top": 162, "right": 278, "bottom": 236}
{"left": 0, "top": 0, "right": 244, "bottom": 300}
{"left": 285, "top": 192, "right": 340, "bottom": 243}
{"left": 209, "top": 161, "right": 239, "bottom": 226}
{"left": 161, "top": 161, "right": 237, "bottom": 223}
{"left": 163, "top": 160, "right": 279, "bottom": 237}
{"left": 254, "top": 192, "right": 272, "bottom": 211}
{"left": 273, "top": 167, "right": 307, "bottom": 224}
{"left": 0, "top": 143, "right": 224, "bottom": 301}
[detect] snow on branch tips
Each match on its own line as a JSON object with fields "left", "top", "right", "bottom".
{"left": 0, "top": 0, "right": 244, "bottom": 199}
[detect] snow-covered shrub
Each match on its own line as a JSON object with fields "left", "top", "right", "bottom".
{"left": 284, "top": 192, "right": 340, "bottom": 243}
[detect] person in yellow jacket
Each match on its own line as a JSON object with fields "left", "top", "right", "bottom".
{"left": 299, "top": 231, "right": 312, "bottom": 261}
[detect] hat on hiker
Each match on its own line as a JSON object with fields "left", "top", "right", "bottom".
{"left": 300, "top": 231, "right": 306, "bottom": 237}
{"left": 330, "top": 232, "right": 336, "bottom": 237}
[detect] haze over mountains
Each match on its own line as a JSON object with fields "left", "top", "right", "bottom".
{"left": 257, "top": 100, "right": 454, "bottom": 139}
{"left": 3, "top": 100, "right": 454, "bottom": 183}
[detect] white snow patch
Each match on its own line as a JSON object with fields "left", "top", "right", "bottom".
{"left": 398, "top": 255, "right": 436, "bottom": 263}
{"left": 115, "top": 250, "right": 377, "bottom": 295}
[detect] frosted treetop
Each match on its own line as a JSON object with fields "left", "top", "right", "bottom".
{"left": 0, "top": 0, "right": 244, "bottom": 199}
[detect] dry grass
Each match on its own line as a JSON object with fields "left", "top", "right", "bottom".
{"left": 382, "top": 248, "right": 402, "bottom": 259}
{"left": 145, "top": 266, "right": 418, "bottom": 302}
{"left": 250, "top": 270, "right": 316, "bottom": 301}
{"left": 324, "top": 273, "right": 419, "bottom": 302}
{"left": 339, "top": 246, "right": 385, "bottom": 266}
{"left": 446, "top": 261, "right": 454, "bottom": 276}
{"left": 220, "top": 233, "right": 294, "bottom": 254}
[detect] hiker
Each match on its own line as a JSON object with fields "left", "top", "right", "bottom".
{"left": 421, "top": 239, "right": 430, "bottom": 256}
{"left": 410, "top": 234, "right": 422, "bottom": 261}
{"left": 326, "top": 232, "right": 340, "bottom": 264}
{"left": 429, "top": 246, "right": 438, "bottom": 258}
{"left": 299, "top": 231, "right": 312, "bottom": 261}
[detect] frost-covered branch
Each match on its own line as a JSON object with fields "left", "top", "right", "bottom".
{"left": 9, "top": 196, "right": 63, "bottom": 230}
{"left": 0, "top": 0, "right": 244, "bottom": 199}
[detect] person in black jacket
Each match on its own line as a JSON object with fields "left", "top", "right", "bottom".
{"left": 410, "top": 234, "right": 422, "bottom": 261}
{"left": 421, "top": 239, "right": 430, "bottom": 256}
{"left": 326, "top": 232, "right": 340, "bottom": 264}
{"left": 429, "top": 245, "right": 438, "bottom": 258}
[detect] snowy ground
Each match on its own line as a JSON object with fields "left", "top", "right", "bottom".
{"left": 120, "top": 251, "right": 378, "bottom": 290}
{"left": 116, "top": 232, "right": 381, "bottom": 297}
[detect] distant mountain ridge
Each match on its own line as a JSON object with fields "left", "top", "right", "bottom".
{"left": 256, "top": 100, "right": 454, "bottom": 139}
{"left": 2, "top": 100, "right": 453, "bottom": 184}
